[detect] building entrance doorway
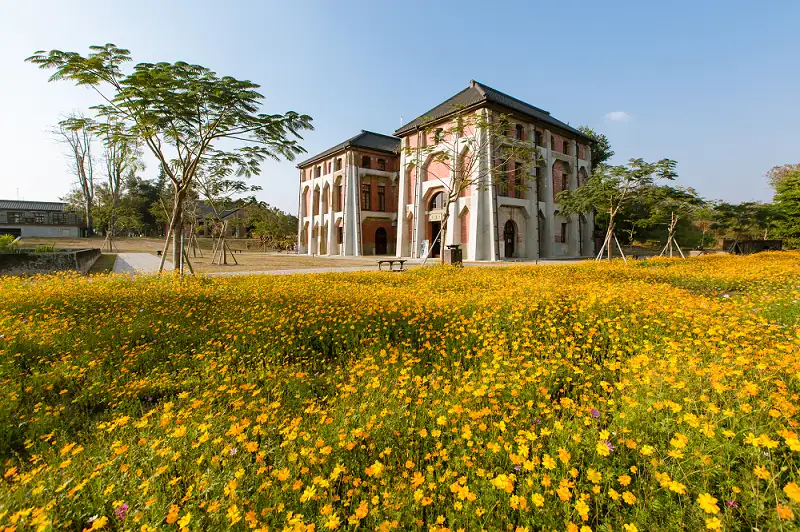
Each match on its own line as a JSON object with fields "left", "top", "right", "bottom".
{"left": 375, "top": 227, "right": 388, "bottom": 255}
{"left": 429, "top": 221, "right": 441, "bottom": 258}
{"left": 504, "top": 220, "right": 516, "bottom": 258}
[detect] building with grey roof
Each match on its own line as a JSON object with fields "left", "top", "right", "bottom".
{"left": 297, "top": 81, "right": 595, "bottom": 260}
{"left": 0, "top": 200, "right": 83, "bottom": 238}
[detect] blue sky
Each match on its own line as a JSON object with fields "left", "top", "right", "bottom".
{"left": 2, "top": 0, "right": 798, "bottom": 214}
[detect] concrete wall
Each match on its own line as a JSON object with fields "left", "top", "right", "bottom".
{"left": 0, "top": 248, "right": 100, "bottom": 276}
{"left": 0, "top": 225, "right": 81, "bottom": 238}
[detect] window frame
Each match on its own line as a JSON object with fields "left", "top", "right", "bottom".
{"left": 377, "top": 185, "right": 386, "bottom": 212}
{"left": 361, "top": 182, "right": 371, "bottom": 210}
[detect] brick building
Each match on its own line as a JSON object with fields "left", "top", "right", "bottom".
{"left": 297, "top": 81, "right": 594, "bottom": 260}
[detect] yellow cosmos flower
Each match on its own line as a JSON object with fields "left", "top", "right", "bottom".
{"left": 697, "top": 493, "right": 720, "bottom": 515}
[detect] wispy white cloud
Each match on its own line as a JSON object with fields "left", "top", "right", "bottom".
{"left": 605, "top": 111, "right": 633, "bottom": 122}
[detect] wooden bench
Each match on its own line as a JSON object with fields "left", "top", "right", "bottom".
{"left": 377, "top": 259, "right": 406, "bottom": 272}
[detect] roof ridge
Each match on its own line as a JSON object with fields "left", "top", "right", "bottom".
{"left": 473, "top": 80, "right": 550, "bottom": 116}
{"left": 359, "top": 130, "right": 400, "bottom": 140}
{"left": 470, "top": 79, "right": 487, "bottom": 98}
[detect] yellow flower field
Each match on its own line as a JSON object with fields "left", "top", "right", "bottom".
{"left": 1, "top": 253, "right": 799, "bottom": 531}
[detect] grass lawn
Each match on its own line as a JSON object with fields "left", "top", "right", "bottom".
{"left": 1, "top": 253, "right": 799, "bottom": 530}
{"left": 19, "top": 237, "right": 380, "bottom": 272}
{"left": 187, "top": 252, "right": 378, "bottom": 273}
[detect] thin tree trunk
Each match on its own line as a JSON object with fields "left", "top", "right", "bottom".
{"left": 170, "top": 189, "right": 187, "bottom": 272}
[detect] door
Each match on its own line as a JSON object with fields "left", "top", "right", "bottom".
{"left": 504, "top": 220, "right": 515, "bottom": 258}
{"left": 375, "top": 227, "right": 388, "bottom": 255}
{"left": 429, "top": 221, "right": 441, "bottom": 258}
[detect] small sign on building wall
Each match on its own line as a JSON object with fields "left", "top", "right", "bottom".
{"left": 429, "top": 212, "right": 444, "bottom": 222}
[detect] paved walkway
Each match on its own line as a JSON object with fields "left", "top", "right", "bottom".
{"left": 113, "top": 253, "right": 173, "bottom": 274}
{"left": 205, "top": 259, "right": 587, "bottom": 277}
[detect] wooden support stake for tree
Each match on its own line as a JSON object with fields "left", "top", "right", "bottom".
{"left": 612, "top": 232, "right": 627, "bottom": 264}
{"left": 225, "top": 239, "right": 238, "bottom": 265}
{"left": 182, "top": 246, "right": 195, "bottom": 275}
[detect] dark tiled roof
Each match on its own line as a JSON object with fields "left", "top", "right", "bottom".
{"left": 395, "top": 80, "right": 591, "bottom": 140}
{"left": 297, "top": 130, "right": 401, "bottom": 168}
{"left": 196, "top": 202, "right": 244, "bottom": 220}
{"left": 0, "top": 200, "right": 68, "bottom": 211}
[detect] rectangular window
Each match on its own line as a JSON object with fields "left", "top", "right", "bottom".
{"left": 361, "top": 183, "right": 371, "bottom": 210}
{"left": 551, "top": 136, "right": 556, "bottom": 151}
{"left": 378, "top": 185, "right": 386, "bottom": 211}
{"left": 515, "top": 124, "right": 524, "bottom": 140}
{"left": 562, "top": 173, "right": 569, "bottom": 192}
{"left": 7, "top": 212, "right": 22, "bottom": 223}
{"left": 377, "top": 159, "right": 386, "bottom": 171}
{"left": 335, "top": 158, "right": 342, "bottom": 171}
{"left": 34, "top": 212, "right": 46, "bottom": 224}
{"left": 561, "top": 222, "right": 568, "bottom": 243}
{"left": 337, "top": 226, "right": 343, "bottom": 245}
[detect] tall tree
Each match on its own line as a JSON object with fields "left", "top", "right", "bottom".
{"left": 773, "top": 168, "right": 800, "bottom": 248}
{"left": 710, "top": 201, "right": 781, "bottom": 245}
{"left": 557, "top": 158, "right": 677, "bottom": 260}
{"left": 404, "top": 108, "right": 539, "bottom": 262}
{"left": 578, "top": 126, "right": 614, "bottom": 167}
{"left": 28, "top": 44, "right": 312, "bottom": 271}
{"left": 195, "top": 169, "right": 260, "bottom": 265}
{"left": 766, "top": 163, "right": 800, "bottom": 190}
{"left": 99, "top": 118, "right": 142, "bottom": 249}
{"left": 55, "top": 114, "right": 95, "bottom": 235}
{"left": 638, "top": 185, "right": 704, "bottom": 257}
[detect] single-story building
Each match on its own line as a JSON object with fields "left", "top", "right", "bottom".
{"left": 0, "top": 200, "right": 83, "bottom": 238}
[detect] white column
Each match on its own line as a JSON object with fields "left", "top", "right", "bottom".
{"left": 540, "top": 129, "right": 554, "bottom": 258}
{"left": 396, "top": 145, "right": 407, "bottom": 257}
{"left": 525, "top": 124, "right": 538, "bottom": 259}
{"left": 568, "top": 140, "right": 581, "bottom": 256}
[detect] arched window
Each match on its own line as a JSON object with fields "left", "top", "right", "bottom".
{"left": 515, "top": 124, "right": 524, "bottom": 140}
{"left": 361, "top": 156, "right": 371, "bottom": 169}
{"left": 428, "top": 191, "right": 445, "bottom": 210}
{"left": 334, "top": 179, "right": 343, "bottom": 211}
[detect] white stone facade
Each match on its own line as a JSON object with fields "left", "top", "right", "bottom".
{"left": 297, "top": 83, "right": 595, "bottom": 261}
{"left": 395, "top": 112, "right": 594, "bottom": 261}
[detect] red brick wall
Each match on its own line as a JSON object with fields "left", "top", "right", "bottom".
{"left": 361, "top": 219, "right": 395, "bottom": 255}
{"left": 552, "top": 160, "right": 568, "bottom": 200}
{"left": 360, "top": 176, "right": 396, "bottom": 212}
{"left": 426, "top": 159, "right": 449, "bottom": 182}
{"left": 357, "top": 151, "right": 399, "bottom": 172}
{"left": 407, "top": 169, "right": 416, "bottom": 204}
{"left": 460, "top": 209, "right": 470, "bottom": 244}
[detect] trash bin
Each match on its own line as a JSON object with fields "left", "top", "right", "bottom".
{"left": 444, "top": 244, "right": 463, "bottom": 266}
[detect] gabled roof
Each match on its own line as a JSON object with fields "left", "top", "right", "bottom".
{"left": 297, "top": 130, "right": 401, "bottom": 168}
{"left": 196, "top": 201, "right": 245, "bottom": 220}
{"left": 395, "top": 80, "right": 591, "bottom": 140}
{"left": 0, "top": 200, "right": 68, "bottom": 211}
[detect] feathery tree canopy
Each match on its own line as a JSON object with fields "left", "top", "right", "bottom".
{"left": 27, "top": 44, "right": 312, "bottom": 270}
{"left": 557, "top": 158, "right": 677, "bottom": 259}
